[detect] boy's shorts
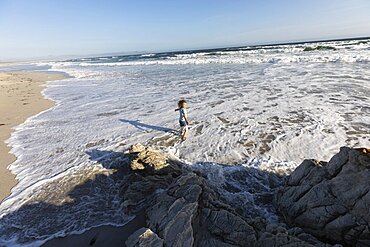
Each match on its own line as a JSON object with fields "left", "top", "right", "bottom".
{"left": 179, "top": 120, "right": 188, "bottom": 135}
{"left": 179, "top": 120, "right": 187, "bottom": 127}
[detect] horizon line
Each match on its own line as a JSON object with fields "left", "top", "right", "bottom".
{"left": 71, "top": 35, "right": 370, "bottom": 60}
{"left": 1, "top": 35, "right": 369, "bottom": 63}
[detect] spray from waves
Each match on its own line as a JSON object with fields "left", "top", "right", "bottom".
{"left": 141, "top": 53, "right": 156, "bottom": 57}
{"left": 43, "top": 52, "right": 370, "bottom": 70}
{"left": 189, "top": 158, "right": 293, "bottom": 223}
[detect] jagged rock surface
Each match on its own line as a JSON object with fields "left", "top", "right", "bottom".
{"left": 275, "top": 147, "right": 370, "bottom": 247}
{"left": 121, "top": 144, "right": 333, "bottom": 247}
{"left": 126, "top": 227, "right": 164, "bottom": 247}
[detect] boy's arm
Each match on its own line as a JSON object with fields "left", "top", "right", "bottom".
{"left": 184, "top": 114, "right": 190, "bottom": 125}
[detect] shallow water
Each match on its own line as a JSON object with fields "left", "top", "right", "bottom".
{"left": 1, "top": 39, "right": 370, "bottom": 246}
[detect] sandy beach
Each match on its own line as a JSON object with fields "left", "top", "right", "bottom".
{"left": 0, "top": 71, "right": 65, "bottom": 202}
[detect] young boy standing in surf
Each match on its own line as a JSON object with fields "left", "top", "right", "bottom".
{"left": 175, "top": 100, "right": 190, "bottom": 141}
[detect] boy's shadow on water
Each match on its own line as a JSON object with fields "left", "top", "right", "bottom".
{"left": 119, "top": 119, "right": 177, "bottom": 134}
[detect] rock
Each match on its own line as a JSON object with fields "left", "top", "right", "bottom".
{"left": 256, "top": 223, "right": 334, "bottom": 247}
{"left": 126, "top": 227, "right": 164, "bottom": 247}
{"left": 357, "top": 148, "right": 370, "bottom": 168}
{"left": 257, "top": 231, "right": 315, "bottom": 247}
{"left": 130, "top": 148, "right": 169, "bottom": 173}
{"left": 275, "top": 147, "right": 370, "bottom": 246}
{"left": 326, "top": 147, "right": 349, "bottom": 176}
{"left": 123, "top": 144, "right": 336, "bottom": 247}
{"left": 128, "top": 144, "right": 184, "bottom": 176}
{"left": 199, "top": 208, "right": 257, "bottom": 245}
{"left": 121, "top": 175, "right": 173, "bottom": 212}
{"left": 129, "top": 143, "right": 146, "bottom": 153}
{"left": 147, "top": 194, "right": 198, "bottom": 247}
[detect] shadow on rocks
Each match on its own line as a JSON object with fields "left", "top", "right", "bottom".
{"left": 0, "top": 143, "right": 342, "bottom": 247}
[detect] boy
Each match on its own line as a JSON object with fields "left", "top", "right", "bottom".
{"left": 175, "top": 100, "right": 190, "bottom": 141}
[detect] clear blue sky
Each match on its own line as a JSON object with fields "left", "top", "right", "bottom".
{"left": 1, "top": 0, "right": 370, "bottom": 60}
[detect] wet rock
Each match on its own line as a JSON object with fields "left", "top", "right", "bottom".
{"left": 275, "top": 147, "right": 370, "bottom": 246}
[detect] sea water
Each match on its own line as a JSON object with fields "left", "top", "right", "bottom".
{"left": 0, "top": 39, "right": 369, "bottom": 246}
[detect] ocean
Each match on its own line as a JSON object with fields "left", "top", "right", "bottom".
{"left": 1, "top": 38, "right": 370, "bottom": 246}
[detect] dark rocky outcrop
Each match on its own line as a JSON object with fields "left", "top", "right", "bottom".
{"left": 121, "top": 144, "right": 334, "bottom": 247}
{"left": 126, "top": 228, "right": 164, "bottom": 247}
{"left": 275, "top": 147, "right": 370, "bottom": 247}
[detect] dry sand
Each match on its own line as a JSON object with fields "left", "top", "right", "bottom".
{"left": 0, "top": 71, "right": 65, "bottom": 202}
{"left": 1, "top": 70, "right": 144, "bottom": 246}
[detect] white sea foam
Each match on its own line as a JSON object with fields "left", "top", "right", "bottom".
{"left": 1, "top": 39, "right": 370, "bottom": 246}
{"left": 140, "top": 53, "right": 156, "bottom": 57}
{"left": 60, "top": 48, "right": 370, "bottom": 66}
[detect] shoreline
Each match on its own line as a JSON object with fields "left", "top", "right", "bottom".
{"left": 0, "top": 71, "right": 66, "bottom": 202}
{"left": 43, "top": 213, "right": 146, "bottom": 247}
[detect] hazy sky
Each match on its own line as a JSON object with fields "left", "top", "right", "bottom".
{"left": 1, "top": 0, "right": 370, "bottom": 59}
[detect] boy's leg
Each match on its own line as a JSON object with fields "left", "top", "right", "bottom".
{"left": 182, "top": 126, "right": 188, "bottom": 140}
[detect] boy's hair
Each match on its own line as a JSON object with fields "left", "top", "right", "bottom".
{"left": 178, "top": 99, "right": 187, "bottom": 108}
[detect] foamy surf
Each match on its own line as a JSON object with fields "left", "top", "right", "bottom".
{"left": 0, "top": 38, "right": 369, "bottom": 246}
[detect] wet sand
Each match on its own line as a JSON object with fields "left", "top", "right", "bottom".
{"left": 43, "top": 213, "right": 146, "bottom": 247}
{"left": 0, "top": 71, "right": 65, "bottom": 202}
